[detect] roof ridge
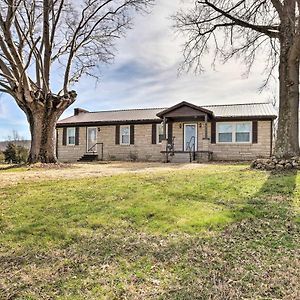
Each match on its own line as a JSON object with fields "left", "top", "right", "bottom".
{"left": 79, "top": 102, "right": 272, "bottom": 114}
{"left": 87, "top": 107, "right": 167, "bottom": 114}
{"left": 203, "top": 102, "right": 272, "bottom": 108}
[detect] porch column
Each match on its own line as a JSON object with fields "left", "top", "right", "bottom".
{"left": 204, "top": 114, "right": 208, "bottom": 139}
{"left": 163, "top": 117, "right": 167, "bottom": 140}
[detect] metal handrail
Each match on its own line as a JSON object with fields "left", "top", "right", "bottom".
{"left": 165, "top": 136, "right": 175, "bottom": 162}
{"left": 186, "top": 136, "right": 196, "bottom": 162}
{"left": 87, "top": 142, "right": 104, "bottom": 161}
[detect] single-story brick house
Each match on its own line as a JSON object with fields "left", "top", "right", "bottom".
{"left": 56, "top": 101, "right": 277, "bottom": 163}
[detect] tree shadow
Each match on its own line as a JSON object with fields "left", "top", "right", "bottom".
{"left": 0, "top": 163, "right": 26, "bottom": 171}
{"left": 159, "top": 170, "right": 300, "bottom": 299}
{"left": 1, "top": 171, "right": 299, "bottom": 299}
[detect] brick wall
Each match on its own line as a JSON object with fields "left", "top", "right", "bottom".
{"left": 57, "top": 120, "right": 272, "bottom": 162}
{"left": 209, "top": 120, "right": 272, "bottom": 160}
{"left": 57, "top": 124, "right": 162, "bottom": 162}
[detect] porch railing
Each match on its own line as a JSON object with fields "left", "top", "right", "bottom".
{"left": 165, "top": 136, "right": 175, "bottom": 162}
{"left": 186, "top": 136, "right": 196, "bottom": 163}
{"left": 87, "top": 142, "right": 104, "bottom": 161}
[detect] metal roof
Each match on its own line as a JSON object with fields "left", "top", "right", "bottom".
{"left": 57, "top": 102, "right": 277, "bottom": 126}
{"left": 205, "top": 102, "right": 278, "bottom": 118}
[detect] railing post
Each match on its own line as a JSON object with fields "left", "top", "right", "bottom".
{"left": 204, "top": 114, "right": 208, "bottom": 139}
{"left": 163, "top": 117, "right": 167, "bottom": 140}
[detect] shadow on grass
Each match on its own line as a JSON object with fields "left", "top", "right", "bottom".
{"left": 0, "top": 163, "right": 26, "bottom": 171}
{"left": 235, "top": 170, "right": 297, "bottom": 222}
{"left": 0, "top": 171, "right": 299, "bottom": 299}
{"left": 159, "top": 170, "right": 300, "bottom": 299}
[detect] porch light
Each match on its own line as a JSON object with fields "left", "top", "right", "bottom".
{"left": 179, "top": 123, "right": 182, "bottom": 129}
{"left": 98, "top": 127, "right": 101, "bottom": 132}
{"left": 199, "top": 123, "right": 202, "bottom": 128}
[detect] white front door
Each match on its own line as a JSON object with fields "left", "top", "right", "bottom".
{"left": 184, "top": 124, "right": 197, "bottom": 151}
{"left": 87, "top": 127, "right": 97, "bottom": 152}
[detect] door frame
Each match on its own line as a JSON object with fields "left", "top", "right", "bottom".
{"left": 86, "top": 127, "right": 98, "bottom": 152}
{"left": 183, "top": 123, "right": 198, "bottom": 151}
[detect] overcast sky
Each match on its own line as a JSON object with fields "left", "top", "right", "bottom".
{"left": 0, "top": 0, "right": 277, "bottom": 141}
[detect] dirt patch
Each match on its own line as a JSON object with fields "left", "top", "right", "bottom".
{"left": 0, "top": 162, "right": 219, "bottom": 188}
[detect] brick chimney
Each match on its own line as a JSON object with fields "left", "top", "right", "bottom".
{"left": 74, "top": 108, "right": 89, "bottom": 115}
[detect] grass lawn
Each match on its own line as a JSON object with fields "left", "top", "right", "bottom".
{"left": 0, "top": 163, "right": 299, "bottom": 299}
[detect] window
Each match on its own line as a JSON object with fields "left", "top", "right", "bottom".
{"left": 218, "top": 124, "right": 233, "bottom": 143}
{"left": 67, "top": 127, "right": 75, "bottom": 145}
{"left": 236, "top": 123, "right": 251, "bottom": 142}
{"left": 217, "top": 122, "right": 252, "bottom": 143}
{"left": 156, "top": 123, "right": 168, "bottom": 144}
{"left": 120, "top": 125, "right": 130, "bottom": 145}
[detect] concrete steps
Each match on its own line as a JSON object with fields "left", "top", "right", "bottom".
{"left": 78, "top": 153, "right": 98, "bottom": 162}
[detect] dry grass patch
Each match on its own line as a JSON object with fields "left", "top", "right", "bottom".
{"left": 0, "top": 164, "right": 299, "bottom": 299}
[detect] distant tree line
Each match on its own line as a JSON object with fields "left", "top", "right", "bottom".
{"left": 0, "top": 131, "right": 29, "bottom": 164}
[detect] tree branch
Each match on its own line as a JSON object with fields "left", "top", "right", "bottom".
{"left": 199, "top": 0, "right": 280, "bottom": 38}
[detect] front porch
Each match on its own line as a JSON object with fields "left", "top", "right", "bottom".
{"left": 157, "top": 101, "right": 213, "bottom": 163}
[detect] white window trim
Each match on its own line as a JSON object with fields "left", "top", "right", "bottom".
{"left": 216, "top": 122, "right": 252, "bottom": 144}
{"left": 120, "top": 125, "right": 130, "bottom": 145}
{"left": 156, "top": 123, "right": 168, "bottom": 144}
{"left": 67, "top": 127, "right": 76, "bottom": 146}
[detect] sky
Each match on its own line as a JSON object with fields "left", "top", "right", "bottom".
{"left": 0, "top": 0, "right": 277, "bottom": 141}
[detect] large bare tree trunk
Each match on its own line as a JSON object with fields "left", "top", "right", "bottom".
{"left": 18, "top": 91, "right": 76, "bottom": 163}
{"left": 274, "top": 31, "right": 300, "bottom": 158}
{"left": 27, "top": 108, "right": 59, "bottom": 163}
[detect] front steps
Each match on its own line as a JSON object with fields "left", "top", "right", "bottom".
{"left": 162, "top": 151, "right": 213, "bottom": 163}
{"left": 78, "top": 153, "right": 98, "bottom": 162}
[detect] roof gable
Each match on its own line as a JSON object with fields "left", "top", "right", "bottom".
{"left": 156, "top": 101, "right": 213, "bottom": 118}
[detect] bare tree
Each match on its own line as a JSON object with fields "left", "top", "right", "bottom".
{"left": 174, "top": 0, "right": 300, "bottom": 158}
{"left": 0, "top": 0, "right": 153, "bottom": 163}
{"left": 7, "top": 130, "right": 24, "bottom": 142}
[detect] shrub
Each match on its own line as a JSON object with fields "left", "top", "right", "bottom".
{"left": 129, "top": 152, "right": 138, "bottom": 162}
{"left": 0, "top": 151, "right": 4, "bottom": 162}
{"left": 3, "top": 142, "right": 29, "bottom": 164}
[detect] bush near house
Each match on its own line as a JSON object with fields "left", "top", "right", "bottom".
{"left": 3, "top": 142, "right": 29, "bottom": 163}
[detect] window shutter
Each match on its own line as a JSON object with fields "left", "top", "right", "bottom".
{"left": 115, "top": 125, "right": 120, "bottom": 145}
{"left": 130, "top": 125, "right": 135, "bottom": 145}
{"left": 75, "top": 127, "right": 80, "bottom": 145}
{"left": 168, "top": 123, "right": 173, "bottom": 144}
{"left": 211, "top": 121, "right": 216, "bottom": 144}
{"left": 62, "top": 128, "right": 67, "bottom": 146}
{"left": 252, "top": 121, "right": 258, "bottom": 143}
{"left": 152, "top": 124, "right": 157, "bottom": 144}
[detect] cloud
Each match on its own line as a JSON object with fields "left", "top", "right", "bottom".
{"left": 0, "top": 0, "right": 278, "bottom": 140}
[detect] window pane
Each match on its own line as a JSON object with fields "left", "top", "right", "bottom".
{"left": 157, "top": 123, "right": 168, "bottom": 143}
{"left": 158, "top": 124, "right": 163, "bottom": 143}
{"left": 236, "top": 123, "right": 251, "bottom": 142}
{"left": 121, "top": 127, "right": 129, "bottom": 136}
{"left": 236, "top": 123, "right": 251, "bottom": 133}
{"left": 219, "top": 133, "right": 232, "bottom": 142}
{"left": 69, "top": 136, "right": 75, "bottom": 144}
{"left": 67, "top": 128, "right": 75, "bottom": 145}
{"left": 122, "top": 135, "right": 129, "bottom": 144}
{"left": 121, "top": 126, "right": 129, "bottom": 144}
{"left": 218, "top": 124, "right": 233, "bottom": 133}
{"left": 236, "top": 132, "right": 250, "bottom": 142}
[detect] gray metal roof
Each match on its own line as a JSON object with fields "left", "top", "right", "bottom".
{"left": 58, "top": 102, "right": 277, "bottom": 125}
{"left": 205, "top": 102, "right": 278, "bottom": 118}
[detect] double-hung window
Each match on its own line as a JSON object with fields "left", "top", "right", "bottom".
{"left": 236, "top": 123, "right": 251, "bottom": 142}
{"left": 156, "top": 123, "right": 168, "bottom": 144}
{"left": 218, "top": 124, "right": 233, "bottom": 143}
{"left": 120, "top": 125, "right": 130, "bottom": 145}
{"left": 217, "top": 122, "right": 252, "bottom": 143}
{"left": 67, "top": 127, "right": 76, "bottom": 145}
